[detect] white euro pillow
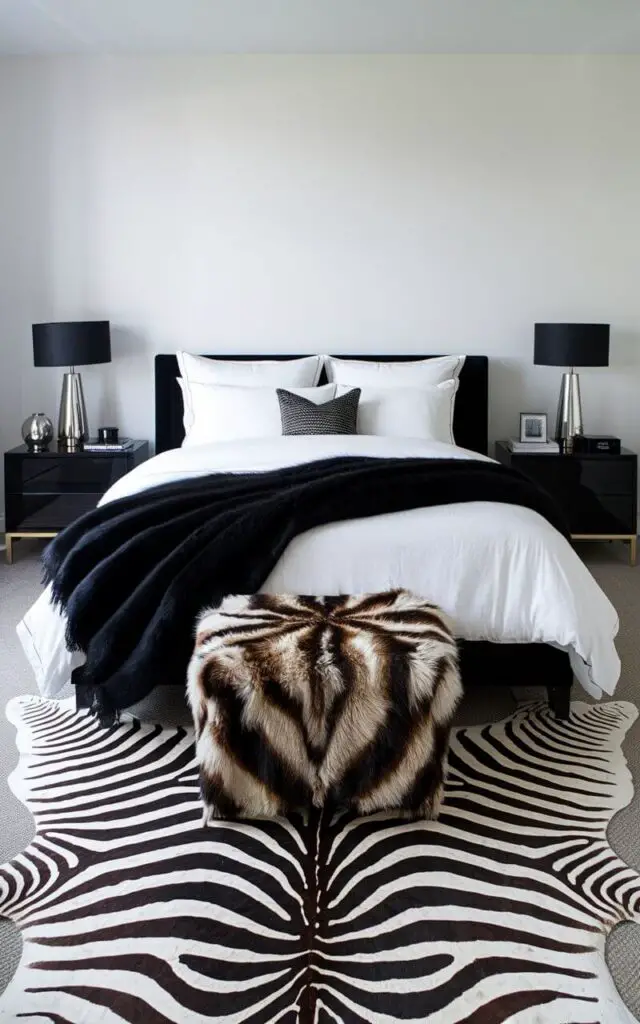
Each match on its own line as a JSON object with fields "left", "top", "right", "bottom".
{"left": 337, "top": 380, "right": 459, "bottom": 444}
{"left": 183, "top": 382, "right": 337, "bottom": 447}
{"left": 325, "top": 354, "right": 465, "bottom": 387}
{"left": 178, "top": 353, "right": 324, "bottom": 432}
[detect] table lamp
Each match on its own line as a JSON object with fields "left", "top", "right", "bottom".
{"left": 32, "top": 321, "right": 112, "bottom": 450}
{"left": 534, "top": 323, "right": 610, "bottom": 453}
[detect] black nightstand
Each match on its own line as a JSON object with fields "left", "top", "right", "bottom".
{"left": 495, "top": 441, "right": 637, "bottom": 565}
{"left": 4, "top": 441, "right": 149, "bottom": 563}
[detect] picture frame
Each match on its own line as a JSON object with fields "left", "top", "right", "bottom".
{"left": 520, "top": 412, "right": 548, "bottom": 443}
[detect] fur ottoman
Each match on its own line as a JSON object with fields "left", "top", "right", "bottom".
{"left": 187, "top": 591, "right": 462, "bottom": 822}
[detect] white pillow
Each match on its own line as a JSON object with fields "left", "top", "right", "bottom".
{"left": 184, "top": 382, "right": 336, "bottom": 447}
{"left": 178, "top": 353, "right": 324, "bottom": 433}
{"left": 337, "top": 380, "right": 459, "bottom": 444}
{"left": 325, "top": 355, "right": 465, "bottom": 387}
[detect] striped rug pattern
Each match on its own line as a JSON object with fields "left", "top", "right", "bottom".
{"left": 1, "top": 696, "right": 639, "bottom": 1023}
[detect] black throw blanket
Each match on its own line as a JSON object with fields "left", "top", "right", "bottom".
{"left": 43, "top": 457, "right": 569, "bottom": 717}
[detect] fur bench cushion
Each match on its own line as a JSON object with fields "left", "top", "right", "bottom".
{"left": 187, "top": 591, "right": 462, "bottom": 822}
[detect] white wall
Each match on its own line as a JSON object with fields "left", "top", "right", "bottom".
{"left": 1, "top": 55, "right": 639, "bottom": 505}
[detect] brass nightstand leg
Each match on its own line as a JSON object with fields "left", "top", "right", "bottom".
{"left": 5, "top": 534, "right": 14, "bottom": 565}
{"left": 630, "top": 536, "right": 637, "bottom": 567}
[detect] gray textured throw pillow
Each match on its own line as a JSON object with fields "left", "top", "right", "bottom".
{"left": 277, "top": 388, "right": 361, "bottom": 435}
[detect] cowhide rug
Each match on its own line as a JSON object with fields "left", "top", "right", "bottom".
{"left": 1, "top": 696, "right": 638, "bottom": 1024}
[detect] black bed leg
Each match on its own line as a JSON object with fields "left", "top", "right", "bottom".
{"left": 547, "top": 684, "right": 572, "bottom": 720}
{"left": 75, "top": 685, "right": 93, "bottom": 712}
{"left": 72, "top": 666, "right": 92, "bottom": 712}
{"left": 72, "top": 666, "right": 118, "bottom": 725}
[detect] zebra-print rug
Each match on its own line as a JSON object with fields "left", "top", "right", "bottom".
{"left": 1, "top": 697, "right": 639, "bottom": 1024}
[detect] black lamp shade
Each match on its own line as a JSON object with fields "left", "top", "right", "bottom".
{"left": 32, "top": 321, "right": 111, "bottom": 368}
{"left": 534, "top": 323, "right": 609, "bottom": 368}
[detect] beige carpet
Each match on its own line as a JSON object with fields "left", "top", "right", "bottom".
{"left": 0, "top": 537, "right": 638, "bottom": 1019}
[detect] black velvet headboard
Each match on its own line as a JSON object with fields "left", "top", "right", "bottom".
{"left": 154, "top": 354, "right": 489, "bottom": 456}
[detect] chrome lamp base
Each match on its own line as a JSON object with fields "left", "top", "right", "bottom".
{"left": 556, "top": 371, "right": 583, "bottom": 453}
{"left": 58, "top": 371, "right": 88, "bottom": 450}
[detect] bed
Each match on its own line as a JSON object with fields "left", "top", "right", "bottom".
{"left": 17, "top": 352, "right": 619, "bottom": 719}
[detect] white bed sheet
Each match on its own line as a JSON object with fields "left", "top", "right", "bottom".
{"left": 16, "top": 436, "right": 620, "bottom": 701}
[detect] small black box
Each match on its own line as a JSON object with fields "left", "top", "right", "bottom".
{"left": 573, "top": 435, "right": 621, "bottom": 454}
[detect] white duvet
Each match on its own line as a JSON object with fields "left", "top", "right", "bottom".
{"left": 17, "top": 436, "right": 620, "bottom": 701}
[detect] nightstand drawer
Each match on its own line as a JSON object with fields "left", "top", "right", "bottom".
{"left": 577, "top": 459, "right": 635, "bottom": 496}
{"left": 566, "top": 492, "right": 635, "bottom": 535}
{"left": 508, "top": 457, "right": 562, "bottom": 494}
{"left": 6, "top": 492, "right": 103, "bottom": 533}
{"left": 5, "top": 456, "right": 129, "bottom": 495}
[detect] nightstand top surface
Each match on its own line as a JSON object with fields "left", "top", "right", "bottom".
{"left": 495, "top": 440, "right": 635, "bottom": 458}
{"left": 6, "top": 440, "right": 149, "bottom": 458}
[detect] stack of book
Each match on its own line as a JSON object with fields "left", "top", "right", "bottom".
{"left": 83, "top": 438, "right": 134, "bottom": 453}
{"left": 507, "top": 438, "right": 560, "bottom": 454}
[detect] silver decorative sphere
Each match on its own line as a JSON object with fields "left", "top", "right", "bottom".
{"left": 22, "top": 413, "right": 54, "bottom": 452}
